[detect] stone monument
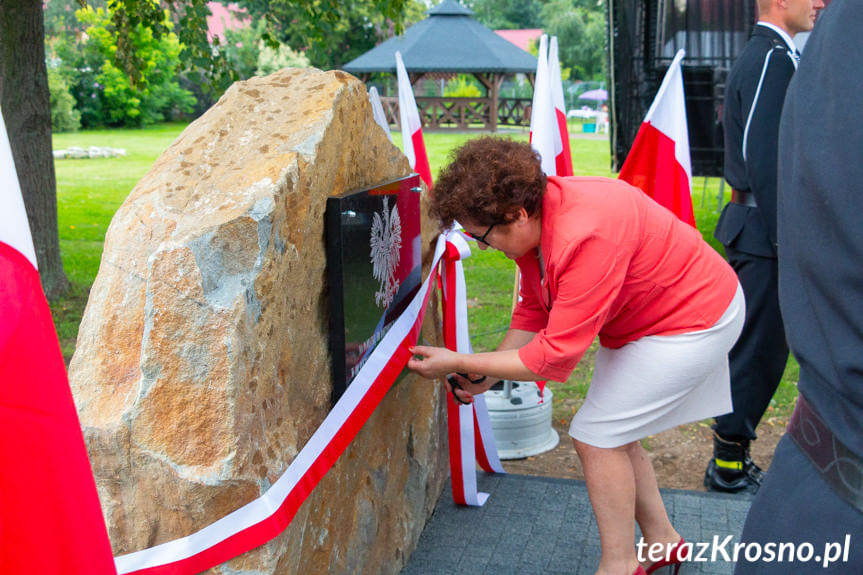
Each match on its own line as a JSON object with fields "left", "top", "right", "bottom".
{"left": 68, "top": 68, "right": 447, "bottom": 573}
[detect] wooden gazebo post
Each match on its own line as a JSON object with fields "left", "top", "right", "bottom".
{"left": 474, "top": 73, "right": 505, "bottom": 132}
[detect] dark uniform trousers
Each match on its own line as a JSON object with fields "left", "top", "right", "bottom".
{"left": 714, "top": 195, "right": 789, "bottom": 442}
{"left": 714, "top": 245, "right": 788, "bottom": 441}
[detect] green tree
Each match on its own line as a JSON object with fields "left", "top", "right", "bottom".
{"left": 467, "top": 0, "right": 544, "bottom": 30}
{"left": 221, "top": 20, "right": 311, "bottom": 80}
{"left": 1, "top": 0, "right": 411, "bottom": 299}
{"left": 1, "top": 0, "right": 68, "bottom": 297}
{"left": 47, "top": 67, "right": 81, "bottom": 132}
{"left": 255, "top": 43, "right": 310, "bottom": 76}
{"left": 231, "top": 0, "right": 424, "bottom": 71}
{"left": 541, "top": 0, "right": 607, "bottom": 81}
{"left": 50, "top": 31, "right": 103, "bottom": 128}
{"left": 43, "top": 0, "right": 104, "bottom": 36}
{"left": 223, "top": 21, "right": 267, "bottom": 80}
{"left": 74, "top": 5, "right": 196, "bottom": 127}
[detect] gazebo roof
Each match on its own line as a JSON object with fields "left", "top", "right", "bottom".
{"left": 342, "top": 0, "right": 538, "bottom": 75}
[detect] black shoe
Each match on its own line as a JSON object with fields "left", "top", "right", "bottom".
{"left": 703, "top": 433, "right": 762, "bottom": 494}
{"left": 704, "top": 458, "right": 761, "bottom": 494}
{"left": 743, "top": 451, "right": 765, "bottom": 484}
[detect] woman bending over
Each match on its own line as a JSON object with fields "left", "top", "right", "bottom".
{"left": 408, "top": 137, "right": 743, "bottom": 575}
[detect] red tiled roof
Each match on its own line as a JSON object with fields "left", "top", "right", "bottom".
{"left": 207, "top": 2, "right": 249, "bottom": 42}
{"left": 494, "top": 29, "right": 543, "bottom": 52}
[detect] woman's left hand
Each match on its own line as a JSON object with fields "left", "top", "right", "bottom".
{"left": 407, "top": 345, "right": 461, "bottom": 379}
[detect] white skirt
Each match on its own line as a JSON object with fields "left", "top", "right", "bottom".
{"left": 568, "top": 284, "right": 746, "bottom": 448}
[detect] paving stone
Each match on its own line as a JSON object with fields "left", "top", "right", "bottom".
{"left": 401, "top": 474, "right": 752, "bottom": 575}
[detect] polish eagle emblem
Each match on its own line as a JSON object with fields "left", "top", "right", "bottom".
{"left": 370, "top": 196, "right": 402, "bottom": 308}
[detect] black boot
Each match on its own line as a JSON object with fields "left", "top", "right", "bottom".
{"left": 704, "top": 432, "right": 763, "bottom": 494}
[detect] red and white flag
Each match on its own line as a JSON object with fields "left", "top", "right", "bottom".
{"left": 0, "top": 108, "right": 116, "bottom": 573}
{"left": 520, "top": 37, "right": 560, "bottom": 395}
{"left": 395, "top": 51, "right": 433, "bottom": 189}
{"left": 529, "top": 35, "right": 557, "bottom": 176}
{"left": 549, "top": 37, "right": 573, "bottom": 177}
{"left": 618, "top": 49, "right": 695, "bottom": 226}
{"left": 368, "top": 86, "right": 393, "bottom": 142}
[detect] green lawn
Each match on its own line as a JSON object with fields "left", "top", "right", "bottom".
{"left": 51, "top": 123, "right": 188, "bottom": 357}
{"left": 52, "top": 123, "right": 798, "bottom": 422}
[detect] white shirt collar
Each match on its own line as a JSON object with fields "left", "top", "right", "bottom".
{"left": 757, "top": 21, "right": 798, "bottom": 53}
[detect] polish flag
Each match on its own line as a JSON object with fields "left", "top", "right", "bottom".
{"left": 395, "top": 51, "right": 433, "bottom": 189}
{"left": 0, "top": 108, "right": 117, "bottom": 573}
{"left": 368, "top": 86, "right": 393, "bottom": 142}
{"left": 549, "top": 37, "right": 573, "bottom": 177}
{"left": 618, "top": 49, "right": 695, "bottom": 226}
{"left": 529, "top": 35, "right": 557, "bottom": 176}
{"left": 522, "top": 36, "right": 556, "bottom": 396}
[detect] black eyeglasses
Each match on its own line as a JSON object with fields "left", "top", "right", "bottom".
{"left": 467, "top": 223, "right": 497, "bottom": 246}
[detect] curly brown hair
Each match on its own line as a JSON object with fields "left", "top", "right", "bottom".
{"left": 429, "top": 137, "right": 547, "bottom": 230}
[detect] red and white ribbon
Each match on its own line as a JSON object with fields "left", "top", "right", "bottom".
{"left": 114, "top": 230, "right": 502, "bottom": 574}
{"left": 440, "top": 231, "right": 504, "bottom": 506}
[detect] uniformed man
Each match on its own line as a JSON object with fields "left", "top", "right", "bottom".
{"left": 706, "top": 0, "right": 824, "bottom": 493}
{"left": 736, "top": 1, "right": 863, "bottom": 571}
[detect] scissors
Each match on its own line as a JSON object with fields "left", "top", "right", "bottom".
{"left": 446, "top": 372, "right": 486, "bottom": 405}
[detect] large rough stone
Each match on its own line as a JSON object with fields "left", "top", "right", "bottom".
{"left": 69, "top": 68, "right": 448, "bottom": 574}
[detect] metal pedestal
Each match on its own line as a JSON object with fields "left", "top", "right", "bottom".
{"left": 486, "top": 380, "right": 559, "bottom": 460}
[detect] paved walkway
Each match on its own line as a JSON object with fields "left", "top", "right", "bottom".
{"left": 402, "top": 472, "right": 753, "bottom": 575}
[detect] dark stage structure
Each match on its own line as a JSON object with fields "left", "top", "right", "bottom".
{"left": 608, "top": 0, "right": 757, "bottom": 176}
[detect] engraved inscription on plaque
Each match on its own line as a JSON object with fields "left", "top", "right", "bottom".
{"left": 326, "top": 174, "right": 422, "bottom": 403}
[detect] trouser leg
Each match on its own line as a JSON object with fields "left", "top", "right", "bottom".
{"left": 707, "top": 248, "right": 787, "bottom": 493}
{"left": 714, "top": 248, "right": 788, "bottom": 440}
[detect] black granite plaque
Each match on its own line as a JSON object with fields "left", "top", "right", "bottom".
{"left": 326, "top": 174, "right": 423, "bottom": 403}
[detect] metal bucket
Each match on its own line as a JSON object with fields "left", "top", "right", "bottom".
{"left": 486, "top": 380, "right": 559, "bottom": 460}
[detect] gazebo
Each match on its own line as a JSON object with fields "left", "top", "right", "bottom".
{"left": 342, "top": 0, "right": 538, "bottom": 131}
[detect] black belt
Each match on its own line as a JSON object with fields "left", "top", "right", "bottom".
{"left": 731, "top": 189, "right": 758, "bottom": 207}
{"left": 788, "top": 393, "right": 863, "bottom": 512}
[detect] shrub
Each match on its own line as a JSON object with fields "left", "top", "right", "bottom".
{"left": 222, "top": 21, "right": 266, "bottom": 81}
{"left": 443, "top": 75, "right": 483, "bottom": 98}
{"left": 71, "top": 5, "right": 196, "bottom": 127}
{"left": 255, "top": 43, "right": 310, "bottom": 76}
{"left": 48, "top": 67, "right": 81, "bottom": 132}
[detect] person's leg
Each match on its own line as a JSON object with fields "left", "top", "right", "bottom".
{"left": 624, "top": 441, "right": 681, "bottom": 567}
{"left": 572, "top": 437, "right": 641, "bottom": 575}
{"left": 569, "top": 295, "right": 743, "bottom": 573}
{"left": 708, "top": 248, "right": 787, "bottom": 492}
{"left": 715, "top": 250, "right": 788, "bottom": 439}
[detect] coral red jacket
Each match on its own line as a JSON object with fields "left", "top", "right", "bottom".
{"left": 512, "top": 176, "right": 738, "bottom": 382}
